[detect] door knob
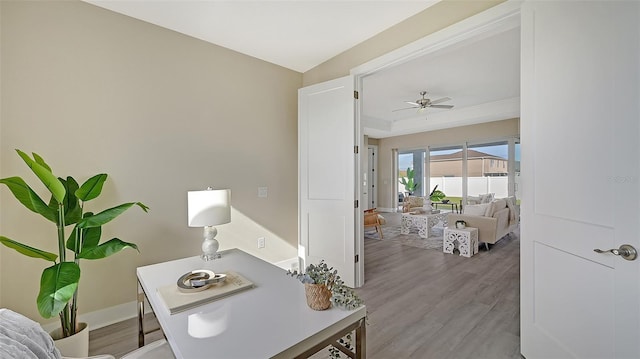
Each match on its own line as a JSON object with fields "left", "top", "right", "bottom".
{"left": 594, "top": 244, "right": 637, "bottom": 261}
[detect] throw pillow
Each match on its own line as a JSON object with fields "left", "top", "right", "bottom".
{"left": 485, "top": 199, "right": 507, "bottom": 217}
{"left": 464, "top": 203, "right": 490, "bottom": 216}
{"left": 466, "top": 196, "right": 481, "bottom": 205}
{"left": 479, "top": 193, "right": 495, "bottom": 204}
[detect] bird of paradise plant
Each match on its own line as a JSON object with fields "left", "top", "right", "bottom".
{"left": 0, "top": 149, "right": 148, "bottom": 337}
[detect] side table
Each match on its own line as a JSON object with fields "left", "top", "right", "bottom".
{"left": 443, "top": 227, "right": 479, "bottom": 257}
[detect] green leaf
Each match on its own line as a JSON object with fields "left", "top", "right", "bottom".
{"left": 37, "top": 262, "right": 80, "bottom": 319}
{"left": 77, "top": 238, "right": 138, "bottom": 260}
{"left": 82, "top": 226, "right": 102, "bottom": 249}
{"left": 65, "top": 226, "right": 79, "bottom": 253}
{"left": 0, "top": 236, "right": 57, "bottom": 262}
{"left": 32, "top": 152, "right": 52, "bottom": 172}
{"left": 0, "top": 177, "right": 57, "bottom": 222}
{"left": 77, "top": 202, "right": 148, "bottom": 229}
{"left": 16, "top": 149, "right": 65, "bottom": 203}
{"left": 66, "top": 223, "right": 102, "bottom": 253}
{"left": 60, "top": 177, "right": 81, "bottom": 224}
{"left": 75, "top": 174, "right": 107, "bottom": 202}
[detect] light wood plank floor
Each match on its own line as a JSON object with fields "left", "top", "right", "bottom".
{"left": 90, "top": 230, "right": 521, "bottom": 359}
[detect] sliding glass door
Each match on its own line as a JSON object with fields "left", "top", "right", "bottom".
{"left": 395, "top": 138, "right": 519, "bottom": 211}
{"left": 398, "top": 150, "right": 425, "bottom": 198}
{"left": 428, "top": 146, "right": 463, "bottom": 204}
{"left": 467, "top": 141, "right": 509, "bottom": 199}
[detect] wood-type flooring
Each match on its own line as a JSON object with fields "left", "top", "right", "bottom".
{"left": 89, "top": 228, "right": 521, "bottom": 359}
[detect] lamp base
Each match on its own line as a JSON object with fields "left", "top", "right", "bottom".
{"left": 201, "top": 226, "right": 221, "bottom": 261}
{"left": 201, "top": 252, "right": 221, "bottom": 261}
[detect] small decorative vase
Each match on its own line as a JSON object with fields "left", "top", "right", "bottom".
{"left": 456, "top": 220, "right": 466, "bottom": 229}
{"left": 50, "top": 322, "right": 89, "bottom": 358}
{"left": 304, "top": 283, "right": 332, "bottom": 310}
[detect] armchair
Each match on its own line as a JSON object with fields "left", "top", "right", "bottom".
{"left": 0, "top": 308, "right": 174, "bottom": 359}
{"left": 403, "top": 196, "right": 432, "bottom": 213}
{"left": 364, "top": 208, "right": 385, "bottom": 239}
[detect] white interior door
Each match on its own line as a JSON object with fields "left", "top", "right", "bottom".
{"left": 521, "top": 1, "right": 640, "bottom": 358}
{"left": 298, "top": 75, "right": 357, "bottom": 287}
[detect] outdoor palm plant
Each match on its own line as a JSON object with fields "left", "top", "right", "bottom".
{"left": 399, "top": 167, "right": 419, "bottom": 194}
{"left": 0, "top": 149, "right": 148, "bottom": 337}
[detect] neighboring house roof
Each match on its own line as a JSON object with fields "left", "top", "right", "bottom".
{"left": 430, "top": 149, "right": 506, "bottom": 161}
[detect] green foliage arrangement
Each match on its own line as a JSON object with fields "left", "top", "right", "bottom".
{"left": 0, "top": 149, "right": 148, "bottom": 337}
{"left": 429, "top": 184, "right": 446, "bottom": 202}
{"left": 286, "top": 260, "right": 364, "bottom": 311}
{"left": 399, "top": 167, "right": 419, "bottom": 194}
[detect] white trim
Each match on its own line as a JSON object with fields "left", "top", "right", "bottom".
{"left": 376, "top": 207, "right": 396, "bottom": 213}
{"left": 41, "top": 300, "right": 147, "bottom": 333}
{"left": 350, "top": 1, "right": 522, "bottom": 78}
{"left": 274, "top": 257, "right": 299, "bottom": 271}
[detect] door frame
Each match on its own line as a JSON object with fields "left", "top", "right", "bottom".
{"left": 350, "top": 0, "right": 522, "bottom": 286}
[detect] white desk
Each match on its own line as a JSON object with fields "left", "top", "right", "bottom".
{"left": 137, "top": 248, "right": 366, "bottom": 358}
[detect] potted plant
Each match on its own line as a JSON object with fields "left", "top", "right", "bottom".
{"left": 287, "top": 261, "right": 363, "bottom": 358}
{"left": 286, "top": 260, "right": 363, "bottom": 311}
{"left": 399, "top": 167, "right": 420, "bottom": 195}
{"left": 0, "top": 150, "right": 148, "bottom": 354}
{"left": 429, "top": 184, "right": 446, "bottom": 202}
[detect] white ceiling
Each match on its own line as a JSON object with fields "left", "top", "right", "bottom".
{"left": 84, "top": 0, "right": 520, "bottom": 139}
{"left": 84, "top": 0, "right": 439, "bottom": 73}
{"left": 362, "top": 25, "right": 521, "bottom": 138}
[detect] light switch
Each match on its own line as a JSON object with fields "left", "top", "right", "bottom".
{"left": 258, "top": 187, "right": 268, "bottom": 198}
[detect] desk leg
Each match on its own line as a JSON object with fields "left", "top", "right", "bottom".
{"left": 137, "top": 282, "right": 145, "bottom": 348}
{"left": 293, "top": 316, "right": 366, "bottom": 358}
{"left": 355, "top": 318, "right": 366, "bottom": 359}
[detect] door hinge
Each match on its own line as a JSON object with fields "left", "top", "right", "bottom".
{"left": 354, "top": 90, "right": 359, "bottom": 99}
{"left": 354, "top": 145, "right": 359, "bottom": 154}
{"left": 354, "top": 200, "right": 359, "bottom": 208}
{"left": 355, "top": 254, "right": 359, "bottom": 263}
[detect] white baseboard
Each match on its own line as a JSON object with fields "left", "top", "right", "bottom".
{"left": 41, "top": 300, "right": 149, "bottom": 333}
{"left": 274, "top": 257, "right": 298, "bottom": 271}
{"left": 377, "top": 207, "right": 397, "bottom": 213}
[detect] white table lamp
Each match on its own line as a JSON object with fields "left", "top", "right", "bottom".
{"left": 188, "top": 188, "right": 231, "bottom": 260}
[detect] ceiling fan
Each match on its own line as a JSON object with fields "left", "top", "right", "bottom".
{"left": 392, "top": 91, "right": 454, "bottom": 114}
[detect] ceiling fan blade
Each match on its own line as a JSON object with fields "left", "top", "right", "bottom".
{"left": 405, "top": 101, "right": 420, "bottom": 106}
{"left": 429, "top": 104, "right": 454, "bottom": 109}
{"left": 392, "top": 106, "right": 419, "bottom": 112}
{"left": 429, "top": 97, "right": 451, "bottom": 105}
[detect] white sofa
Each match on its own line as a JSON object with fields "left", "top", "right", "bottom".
{"left": 447, "top": 197, "right": 518, "bottom": 250}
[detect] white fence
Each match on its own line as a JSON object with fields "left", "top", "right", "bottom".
{"left": 428, "top": 176, "right": 512, "bottom": 198}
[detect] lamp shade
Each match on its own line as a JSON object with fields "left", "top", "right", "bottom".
{"left": 188, "top": 189, "right": 231, "bottom": 227}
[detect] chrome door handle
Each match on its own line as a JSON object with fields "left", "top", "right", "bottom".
{"left": 594, "top": 244, "right": 637, "bottom": 261}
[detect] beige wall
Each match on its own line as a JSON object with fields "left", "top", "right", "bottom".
{"left": 377, "top": 118, "right": 519, "bottom": 209}
{"left": 303, "top": 0, "right": 505, "bottom": 86}
{"left": 0, "top": 1, "right": 301, "bottom": 322}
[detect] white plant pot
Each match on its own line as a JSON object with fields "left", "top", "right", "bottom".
{"left": 50, "top": 322, "right": 89, "bottom": 358}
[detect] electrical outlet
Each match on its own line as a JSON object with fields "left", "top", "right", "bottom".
{"left": 257, "top": 237, "right": 265, "bottom": 249}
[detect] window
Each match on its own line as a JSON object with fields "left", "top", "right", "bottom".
{"left": 468, "top": 142, "right": 509, "bottom": 197}
{"left": 429, "top": 146, "right": 462, "bottom": 203}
